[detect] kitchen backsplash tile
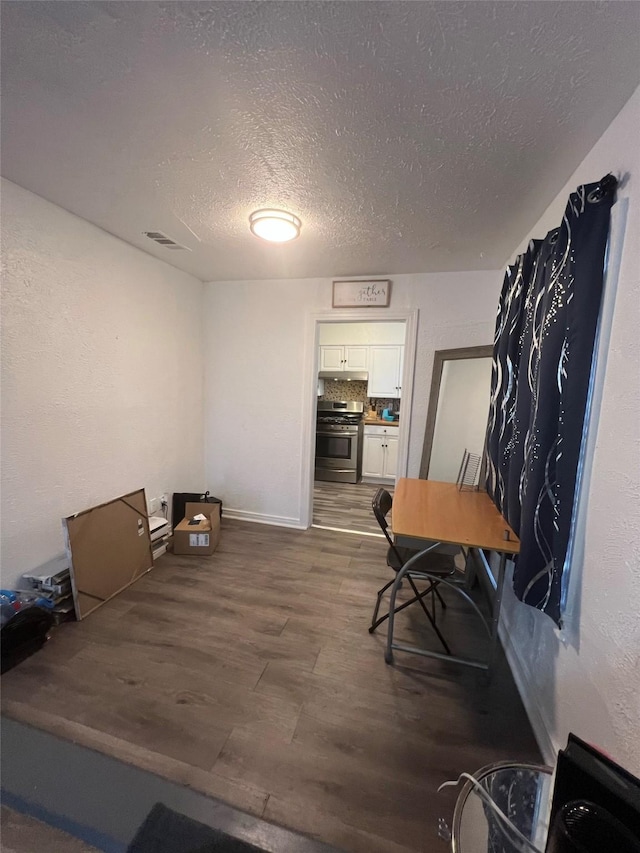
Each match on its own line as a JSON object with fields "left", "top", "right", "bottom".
{"left": 370, "top": 397, "right": 398, "bottom": 412}
{"left": 320, "top": 380, "right": 368, "bottom": 402}
{"left": 319, "top": 380, "right": 397, "bottom": 412}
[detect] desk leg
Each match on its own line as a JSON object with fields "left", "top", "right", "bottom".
{"left": 489, "top": 552, "right": 507, "bottom": 673}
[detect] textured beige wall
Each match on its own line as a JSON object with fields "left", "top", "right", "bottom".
{"left": 1, "top": 180, "right": 205, "bottom": 587}
{"left": 499, "top": 86, "right": 640, "bottom": 772}
{"left": 202, "top": 270, "right": 500, "bottom": 525}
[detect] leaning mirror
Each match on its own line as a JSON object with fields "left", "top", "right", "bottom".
{"left": 419, "top": 346, "right": 494, "bottom": 483}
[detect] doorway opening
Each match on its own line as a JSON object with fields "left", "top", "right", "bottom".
{"left": 303, "top": 312, "right": 419, "bottom": 537}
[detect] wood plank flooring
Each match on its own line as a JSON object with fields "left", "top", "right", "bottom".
{"left": 313, "top": 480, "right": 393, "bottom": 536}
{"left": 1, "top": 520, "right": 540, "bottom": 853}
{"left": 1, "top": 807, "right": 99, "bottom": 853}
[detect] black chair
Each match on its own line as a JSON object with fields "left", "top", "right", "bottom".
{"left": 370, "top": 488, "right": 456, "bottom": 655}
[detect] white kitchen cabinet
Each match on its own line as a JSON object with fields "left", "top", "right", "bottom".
{"left": 319, "top": 346, "right": 344, "bottom": 371}
{"left": 319, "top": 345, "right": 368, "bottom": 372}
{"left": 384, "top": 432, "right": 399, "bottom": 477}
{"left": 368, "top": 345, "right": 404, "bottom": 397}
{"left": 362, "top": 425, "right": 399, "bottom": 481}
{"left": 344, "top": 346, "right": 369, "bottom": 370}
{"left": 362, "top": 435, "right": 386, "bottom": 479}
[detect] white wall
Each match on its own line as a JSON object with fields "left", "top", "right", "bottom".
{"left": 203, "top": 271, "right": 500, "bottom": 526}
{"left": 1, "top": 179, "right": 205, "bottom": 587}
{"left": 499, "top": 86, "right": 640, "bottom": 771}
{"left": 318, "top": 322, "right": 406, "bottom": 346}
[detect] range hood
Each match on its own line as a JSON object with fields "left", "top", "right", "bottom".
{"left": 318, "top": 371, "right": 369, "bottom": 382}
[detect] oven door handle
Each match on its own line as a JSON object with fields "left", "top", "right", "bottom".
{"left": 316, "top": 430, "right": 358, "bottom": 437}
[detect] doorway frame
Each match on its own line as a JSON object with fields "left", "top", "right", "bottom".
{"left": 301, "top": 309, "right": 419, "bottom": 529}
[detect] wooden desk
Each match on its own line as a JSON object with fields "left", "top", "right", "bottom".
{"left": 386, "top": 479, "right": 519, "bottom": 672}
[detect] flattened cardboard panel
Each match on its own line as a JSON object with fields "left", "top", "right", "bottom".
{"left": 63, "top": 489, "right": 153, "bottom": 620}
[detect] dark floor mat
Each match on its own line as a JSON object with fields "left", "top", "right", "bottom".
{"left": 127, "top": 802, "right": 266, "bottom": 853}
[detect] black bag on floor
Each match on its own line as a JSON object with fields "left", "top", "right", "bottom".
{"left": 128, "top": 802, "right": 265, "bottom": 852}
{"left": 1, "top": 607, "right": 55, "bottom": 673}
{"left": 171, "top": 491, "right": 223, "bottom": 530}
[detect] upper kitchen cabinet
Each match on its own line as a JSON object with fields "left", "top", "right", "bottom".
{"left": 319, "top": 345, "right": 369, "bottom": 372}
{"left": 368, "top": 345, "right": 404, "bottom": 397}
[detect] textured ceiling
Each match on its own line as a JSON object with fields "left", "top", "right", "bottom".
{"left": 2, "top": 1, "right": 639, "bottom": 281}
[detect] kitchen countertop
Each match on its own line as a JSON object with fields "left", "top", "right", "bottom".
{"left": 363, "top": 418, "right": 400, "bottom": 427}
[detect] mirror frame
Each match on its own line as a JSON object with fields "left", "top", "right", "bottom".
{"left": 419, "top": 345, "right": 494, "bottom": 480}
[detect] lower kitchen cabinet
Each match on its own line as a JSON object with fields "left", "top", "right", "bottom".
{"left": 362, "top": 425, "right": 399, "bottom": 482}
{"left": 368, "top": 345, "right": 403, "bottom": 397}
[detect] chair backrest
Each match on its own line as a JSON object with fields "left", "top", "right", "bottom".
{"left": 372, "top": 488, "right": 395, "bottom": 549}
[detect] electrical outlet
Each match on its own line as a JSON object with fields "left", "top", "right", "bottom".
{"left": 160, "top": 493, "right": 169, "bottom": 509}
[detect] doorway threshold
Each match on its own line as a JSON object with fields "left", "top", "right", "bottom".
{"left": 1, "top": 716, "right": 339, "bottom": 853}
{"left": 311, "top": 523, "right": 384, "bottom": 538}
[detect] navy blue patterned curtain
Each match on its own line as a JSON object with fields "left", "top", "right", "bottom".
{"left": 486, "top": 175, "right": 617, "bottom": 625}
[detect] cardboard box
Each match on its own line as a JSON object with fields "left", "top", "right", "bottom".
{"left": 173, "top": 502, "right": 221, "bottom": 556}
{"left": 63, "top": 488, "right": 153, "bottom": 620}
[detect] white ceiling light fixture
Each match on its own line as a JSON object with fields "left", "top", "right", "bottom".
{"left": 249, "top": 208, "right": 301, "bottom": 243}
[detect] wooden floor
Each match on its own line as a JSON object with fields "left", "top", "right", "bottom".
{"left": 1, "top": 520, "right": 540, "bottom": 853}
{"left": 313, "top": 480, "right": 393, "bottom": 536}
{"left": 1, "top": 807, "right": 98, "bottom": 853}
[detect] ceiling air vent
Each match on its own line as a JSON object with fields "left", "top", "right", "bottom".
{"left": 143, "top": 231, "right": 190, "bottom": 251}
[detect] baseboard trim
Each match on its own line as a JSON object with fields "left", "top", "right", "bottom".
{"left": 222, "top": 508, "right": 307, "bottom": 530}
{"left": 499, "top": 617, "right": 557, "bottom": 766}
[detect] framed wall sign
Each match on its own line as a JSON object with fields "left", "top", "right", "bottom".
{"left": 332, "top": 279, "right": 391, "bottom": 308}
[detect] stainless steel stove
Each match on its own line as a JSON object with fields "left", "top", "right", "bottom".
{"left": 315, "top": 401, "right": 364, "bottom": 483}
